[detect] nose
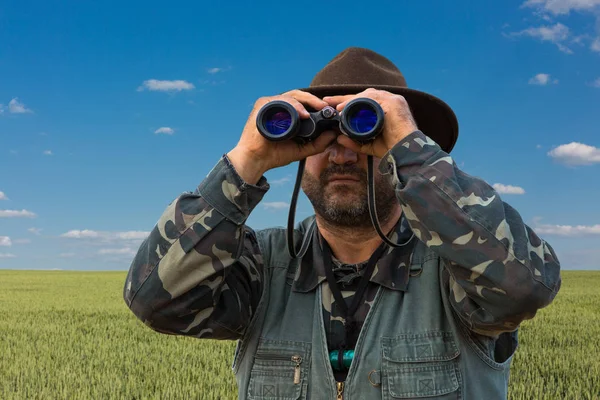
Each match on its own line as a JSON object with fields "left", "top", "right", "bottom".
{"left": 326, "top": 140, "right": 358, "bottom": 165}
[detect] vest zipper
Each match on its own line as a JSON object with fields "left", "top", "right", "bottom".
{"left": 253, "top": 353, "right": 303, "bottom": 385}
{"left": 336, "top": 381, "right": 344, "bottom": 400}
{"left": 292, "top": 355, "right": 302, "bottom": 385}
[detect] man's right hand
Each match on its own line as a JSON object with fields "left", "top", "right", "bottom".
{"left": 227, "top": 90, "right": 338, "bottom": 185}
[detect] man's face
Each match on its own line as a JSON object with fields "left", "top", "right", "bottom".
{"left": 301, "top": 132, "right": 398, "bottom": 229}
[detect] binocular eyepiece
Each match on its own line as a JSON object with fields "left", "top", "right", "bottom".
{"left": 256, "top": 98, "right": 384, "bottom": 144}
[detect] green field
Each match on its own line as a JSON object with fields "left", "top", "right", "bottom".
{"left": 0, "top": 270, "right": 598, "bottom": 400}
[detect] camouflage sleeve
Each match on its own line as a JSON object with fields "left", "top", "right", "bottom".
{"left": 379, "top": 130, "right": 561, "bottom": 336}
{"left": 123, "top": 155, "right": 268, "bottom": 340}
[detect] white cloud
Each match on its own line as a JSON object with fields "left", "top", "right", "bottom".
{"left": 0, "top": 104, "right": 4, "bottom": 114}
{"left": 0, "top": 236, "right": 30, "bottom": 246}
{"left": 547, "top": 142, "right": 600, "bottom": 165}
{"left": 528, "top": 73, "right": 559, "bottom": 85}
{"left": 511, "top": 23, "right": 573, "bottom": 53}
{"left": 536, "top": 144, "right": 543, "bottom": 149}
{"left": 61, "top": 229, "right": 100, "bottom": 239}
{"left": 43, "top": 150, "right": 53, "bottom": 156}
{"left": 113, "top": 231, "right": 149, "bottom": 240}
{"left": 59, "top": 253, "right": 76, "bottom": 258}
{"left": 522, "top": 0, "right": 600, "bottom": 15}
{"left": 60, "top": 229, "right": 150, "bottom": 242}
{"left": 8, "top": 98, "right": 33, "bottom": 114}
{"left": 542, "top": 13, "right": 554, "bottom": 20}
{"left": 154, "top": 127, "right": 175, "bottom": 135}
{"left": 263, "top": 202, "right": 290, "bottom": 210}
{"left": 493, "top": 183, "right": 526, "bottom": 194}
{"left": 570, "top": 33, "right": 588, "bottom": 44}
{"left": 98, "top": 248, "right": 136, "bottom": 256}
{"left": 207, "top": 66, "right": 231, "bottom": 74}
{"left": 591, "top": 77, "right": 600, "bottom": 87}
{"left": 270, "top": 177, "right": 291, "bottom": 186}
{"left": 137, "top": 79, "right": 195, "bottom": 92}
{"left": 534, "top": 222, "right": 600, "bottom": 236}
{"left": 0, "top": 253, "right": 16, "bottom": 259}
{"left": 0, "top": 191, "right": 8, "bottom": 200}
{"left": 0, "top": 209, "right": 37, "bottom": 218}
{"left": 28, "top": 227, "right": 42, "bottom": 235}
{"left": 517, "top": 1, "right": 600, "bottom": 54}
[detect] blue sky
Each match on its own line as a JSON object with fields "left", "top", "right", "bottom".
{"left": 1, "top": 0, "right": 599, "bottom": 270}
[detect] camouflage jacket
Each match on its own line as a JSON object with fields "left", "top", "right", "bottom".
{"left": 124, "top": 130, "right": 561, "bottom": 377}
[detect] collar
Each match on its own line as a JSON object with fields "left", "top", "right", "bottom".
{"left": 292, "top": 214, "right": 416, "bottom": 293}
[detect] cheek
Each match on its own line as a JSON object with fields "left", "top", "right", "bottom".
{"left": 356, "top": 154, "right": 371, "bottom": 170}
{"left": 304, "top": 154, "right": 328, "bottom": 175}
{"left": 301, "top": 167, "right": 322, "bottom": 193}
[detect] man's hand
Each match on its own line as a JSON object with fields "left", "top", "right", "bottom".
{"left": 323, "top": 88, "right": 418, "bottom": 159}
{"left": 227, "top": 90, "right": 337, "bottom": 184}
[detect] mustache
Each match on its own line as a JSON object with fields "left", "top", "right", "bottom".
{"left": 320, "top": 164, "right": 367, "bottom": 184}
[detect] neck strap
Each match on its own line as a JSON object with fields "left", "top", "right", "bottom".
{"left": 322, "top": 237, "right": 387, "bottom": 334}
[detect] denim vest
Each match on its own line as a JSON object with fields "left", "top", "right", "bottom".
{"left": 231, "top": 218, "right": 516, "bottom": 399}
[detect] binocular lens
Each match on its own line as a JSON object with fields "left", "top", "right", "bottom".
{"left": 347, "top": 107, "right": 378, "bottom": 134}
{"left": 340, "top": 98, "right": 384, "bottom": 141}
{"left": 264, "top": 109, "right": 293, "bottom": 136}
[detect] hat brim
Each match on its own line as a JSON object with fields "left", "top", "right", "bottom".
{"left": 299, "top": 85, "right": 458, "bottom": 154}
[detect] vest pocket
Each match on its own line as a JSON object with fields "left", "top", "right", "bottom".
{"left": 381, "top": 332, "right": 461, "bottom": 399}
{"left": 247, "top": 338, "right": 311, "bottom": 400}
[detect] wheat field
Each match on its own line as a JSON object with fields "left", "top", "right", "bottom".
{"left": 0, "top": 270, "right": 598, "bottom": 399}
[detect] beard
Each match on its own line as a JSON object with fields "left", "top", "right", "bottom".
{"left": 301, "top": 163, "right": 398, "bottom": 229}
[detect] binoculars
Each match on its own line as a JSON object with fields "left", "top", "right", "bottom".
{"left": 256, "top": 98, "right": 384, "bottom": 144}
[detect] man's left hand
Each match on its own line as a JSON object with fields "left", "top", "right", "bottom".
{"left": 323, "top": 88, "right": 418, "bottom": 159}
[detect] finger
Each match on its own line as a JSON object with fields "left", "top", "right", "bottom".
{"left": 336, "top": 95, "right": 365, "bottom": 112}
{"left": 281, "top": 97, "right": 312, "bottom": 119}
{"left": 336, "top": 97, "right": 358, "bottom": 112}
{"left": 336, "top": 99, "right": 349, "bottom": 112}
{"left": 335, "top": 88, "right": 382, "bottom": 111}
{"left": 284, "top": 90, "right": 329, "bottom": 112}
{"left": 298, "top": 131, "right": 338, "bottom": 158}
{"left": 336, "top": 135, "right": 362, "bottom": 152}
{"left": 336, "top": 135, "right": 376, "bottom": 156}
{"left": 322, "top": 94, "right": 355, "bottom": 107}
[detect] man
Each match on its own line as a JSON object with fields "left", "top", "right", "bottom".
{"left": 124, "top": 47, "right": 561, "bottom": 399}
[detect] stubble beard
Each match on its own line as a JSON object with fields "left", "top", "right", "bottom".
{"left": 301, "top": 164, "right": 398, "bottom": 230}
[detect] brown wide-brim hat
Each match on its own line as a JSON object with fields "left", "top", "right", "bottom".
{"left": 299, "top": 47, "right": 459, "bottom": 153}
